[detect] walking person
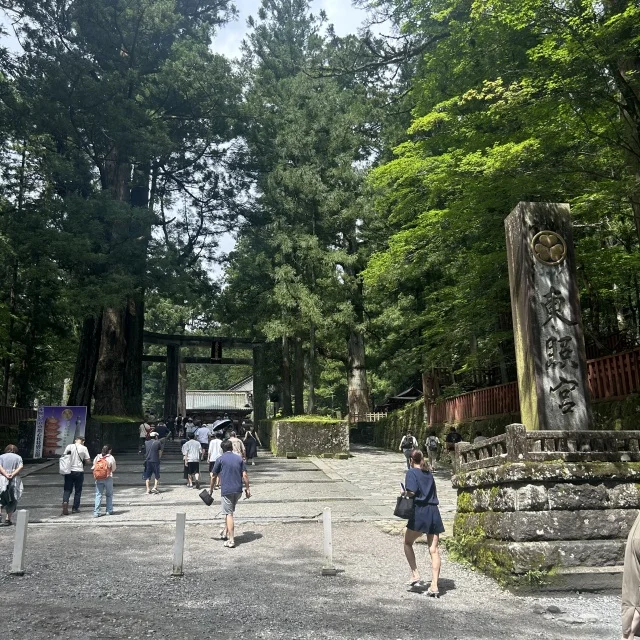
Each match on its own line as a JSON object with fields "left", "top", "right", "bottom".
{"left": 143, "top": 431, "right": 163, "bottom": 495}
{"left": 194, "top": 422, "right": 210, "bottom": 460}
{"left": 622, "top": 511, "right": 640, "bottom": 639}
{"left": 139, "top": 419, "right": 152, "bottom": 454}
{"left": 62, "top": 435, "right": 91, "bottom": 515}
{"left": 403, "top": 449, "right": 444, "bottom": 597}
{"left": 399, "top": 431, "right": 418, "bottom": 469}
{"left": 182, "top": 433, "right": 202, "bottom": 489}
{"left": 228, "top": 431, "right": 246, "bottom": 460}
{"left": 425, "top": 431, "right": 440, "bottom": 470}
{"left": 211, "top": 440, "right": 250, "bottom": 548}
{"left": 208, "top": 433, "right": 223, "bottom": 491}
{"left": 0, "top": 444, "right": 24, "bottom": 526}
{"left": 92, "top": 445, "right": 116, "bottom": 518}
{"left": 243, "top": 426, "right": 261, "bottom": 465}
{"left": 176, "top": 414, "right": 183, "bottom": 438}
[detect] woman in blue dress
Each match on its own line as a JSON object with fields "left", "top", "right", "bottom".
{"left": 404, "top": 449, "right": 444, "bottom": 597}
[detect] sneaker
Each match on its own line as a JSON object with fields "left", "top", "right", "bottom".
{"left": 151, "top": 488, "right": 160, "bottom": 494}
{"left": 187, "top": 484, "right": 193, "bottom": 489}
{"left": 106, "top": 512, "right": 114, "bottom": 516}
{"left": 62, "top": 503, "right": 69, "bottom": 516}
{"left": 93, "top": 514, "right": 101, "bottom": 518}
{"left": 195, "top": 481, "right": 201, "bottom": 490}
{"left": 71, "top": 508, "right": 79, "bottom": 513}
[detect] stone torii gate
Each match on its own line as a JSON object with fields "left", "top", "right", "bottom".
{"left": 142, "top": 331, "right": 267, "bottom": 422}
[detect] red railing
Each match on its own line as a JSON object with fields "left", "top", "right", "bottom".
{"left": 0, "top": 405, "right": 36, "bottom": 427}
{"left": 428, "top": 347, "right": 640, "bottom": 427}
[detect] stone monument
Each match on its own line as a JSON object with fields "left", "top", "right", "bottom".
{"left": 505, "top": 202, "right": 591, "bottom": 431}
{"left": 452, "top": 202, "right": 639, "bottom": 591}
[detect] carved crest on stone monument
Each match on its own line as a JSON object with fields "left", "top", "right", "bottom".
{"left": 531, "top": 231, "right": 567, "bottom": 266}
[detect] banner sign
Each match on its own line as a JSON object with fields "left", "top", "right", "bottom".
{"left": 34, "top": 406, "right": 87, "bottom": 458}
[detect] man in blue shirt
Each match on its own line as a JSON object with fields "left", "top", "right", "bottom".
{"left": 212, "top": 440, "right": 250, "bottom": 548}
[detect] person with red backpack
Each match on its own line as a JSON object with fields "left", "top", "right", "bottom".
{"left": 92, "top": 445, "right": 117, "bottom": 518}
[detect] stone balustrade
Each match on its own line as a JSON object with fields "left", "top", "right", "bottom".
{"left": 455, "top": 424, "right": 640, "bottom": 472}
{"left": 452, "top": 423, "right": 640, "bottom": 590}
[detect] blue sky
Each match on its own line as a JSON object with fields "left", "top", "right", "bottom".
{"left": 212, "top": 1, "right": 370, "bottom": 57}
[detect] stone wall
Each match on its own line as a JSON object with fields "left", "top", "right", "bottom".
{"left": 265, "top": 418, "right": 349, "bottom": 457}
{"left": 360, "top": 394, "right": 640, "bottom": 455}
{"left": 85, "top": 419, "right": 140, "bottom": 455}
{"left": 0, "top": 424, "right": 19, "bottom": 452}
{"left": 452, "top": 425, "right": 640, "bottom": 589}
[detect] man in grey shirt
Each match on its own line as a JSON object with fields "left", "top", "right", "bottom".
{"left": 143, "top": 432, "right": 163, "bottom": 494}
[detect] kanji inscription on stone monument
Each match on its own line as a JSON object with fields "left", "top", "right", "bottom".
{"left": 505, "top": 202, "right": 592, "bottom": 431}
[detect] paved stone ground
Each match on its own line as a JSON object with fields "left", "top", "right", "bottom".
{"left": 0, "top": 443, "right": 622, "bottom": 639}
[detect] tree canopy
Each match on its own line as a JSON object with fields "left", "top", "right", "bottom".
{"left": 0, "top": 0, "right": 637, "bottom": 417}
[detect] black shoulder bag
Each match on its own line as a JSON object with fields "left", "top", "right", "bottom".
{"left": 394, "top": 482, "right": 415, "bottom": 519}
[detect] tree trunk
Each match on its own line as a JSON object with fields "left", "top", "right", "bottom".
{"left": 92, "top": 156, "right": 149, "bottom": 417}
{"left": 347, "top": 329, "right": 370, "bottom": 422}
{"left": 281, "top": 335, "right": 293, "bottom": 416}
{"left": 123, "top": 296, "right": 144, "bottom": 415}
{"left": 178, "top": 361, "right": 187, "bottom": 416}
{"left": 68, "top": 314, "right": 103, "bottom": 411}
{"left": 2, "top": 259, "right": 18, "bottom": 405}
{"left": 294, "top": 336, "right": 304, "bottom": 415}
{"left": 93, "top": 308, "right": 128, "bottom": 416}
{"left": 306, "top": 324, "right": 316, "bottom": 414}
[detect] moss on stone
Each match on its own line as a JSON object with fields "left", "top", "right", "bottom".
{"left": 457, "top": 491, "right": 474, "bottom": 513}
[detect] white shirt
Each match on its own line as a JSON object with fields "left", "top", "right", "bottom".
{"left": 64, "top": 443, "right": 90, "bottom": 472}
{"left": 208, "top": 439, "right": 223, "bottom": 462}
{"left": 139, "top": 423, "right": 150, "bottom": 438}
{"left": 182, "top": 439, "right": 202, "bottom": 463}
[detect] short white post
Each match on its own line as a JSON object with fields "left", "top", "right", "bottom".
{"left": 172, "top": 512, "right": 186, "bottom": 577}
{"left": 322, "top": 507, "right": 337, "bottom": 576}
{"left": 10, "top": 509, "right": 29, "bottom": 575}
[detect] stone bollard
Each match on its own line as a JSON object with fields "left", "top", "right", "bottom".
{"left": 322, "top": 507, "right": 337, "bottom": 576}
{"left": 172, "top": 512, "right": 186, "bottom": 577}
{"left": 10, "top": 509, "right": 29, "bottom": 575}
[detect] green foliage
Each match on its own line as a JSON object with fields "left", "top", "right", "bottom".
{"left": 362, "top": 0, "right": 640, "bottom": 398}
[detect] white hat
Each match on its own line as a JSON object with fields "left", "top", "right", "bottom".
{"left": 149, "top": 432, "right": 159, "bottom": 438}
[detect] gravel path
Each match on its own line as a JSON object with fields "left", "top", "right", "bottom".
{"left": 0, "top": 521, "right": 620, "bottom": 639}
{"left": 0, "top": 445, "right": 623, "bottom": 639}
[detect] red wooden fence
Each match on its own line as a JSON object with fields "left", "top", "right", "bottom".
{"left": 0, "top": 405, "right": 36, "bottom": 427}
{"left": 428, "top": 346, "right": 640, "bottom": 427}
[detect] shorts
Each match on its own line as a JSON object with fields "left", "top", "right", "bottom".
{"left": 209, "top": 461, "right": 216, "bottom": 474}
{"left": 186, "top": 461, "right": 200, "bottom": 475}
{"left": 221, "top": 492, "right": 242, "bottom": 515}
{"left": 143, "top": 461, "right": 160, "bottom": 480}
{"left": 200, "top": 442, "right": 209, "bottom": 453}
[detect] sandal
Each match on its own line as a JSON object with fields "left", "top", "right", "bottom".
{"left": 425, "top": 588, "right": 440, "bottom": 598}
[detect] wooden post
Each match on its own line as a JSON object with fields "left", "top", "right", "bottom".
{"left": 10, "top": 509, "right": 29, "bottom": 575}
{"left": 505, "top": 202, "right": 592, "bottom": 431}
{"left": 253, "top": 345, "right": 267, "bottom": 423}
{"left": 163, "top": 344, "right": 180, "bottom": 420}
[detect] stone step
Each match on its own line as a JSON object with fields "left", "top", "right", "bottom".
{"left": 483, "top": 538, "right": 626, "bottom": 572}
{"left": 543, "top": 565, "right": 623, "bottom": 593}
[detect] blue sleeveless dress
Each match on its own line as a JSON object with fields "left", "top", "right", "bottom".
{"left": 404, "top": 467, "right": 445, "bottom": 535}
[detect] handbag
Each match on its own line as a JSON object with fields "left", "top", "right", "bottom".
{"left": 58, "top": 453, "right": 72, "bottom": 475}
{"left": 394, "top": 483, "right": 415, "bottom": 519}
{"left": 59, "top": 444, "right": 80, "bottom": 475}
{"left": 199, "top": 489, "right": 214, "bottom": 506}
